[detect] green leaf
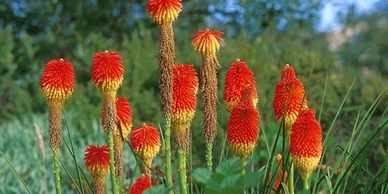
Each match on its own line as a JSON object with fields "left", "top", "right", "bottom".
{"left": 215, "top": 157, "right": 243, "bottom": 175}
{"left": 193, "top": 168, "right": 212, "bottom": 185}
{"left": 220, "top": 186, "right": 245, "bottom": 194}
{"left": 239, "top": 172, "right": 263, "bottom": 188}
{"left": 220, "top": 174, "right": 242, "bottom": 188}
{"left": 143, "top": 185, "right": 168, "bottom": 194}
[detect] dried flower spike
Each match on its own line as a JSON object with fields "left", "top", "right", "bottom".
{"left": 290, "top": 109, "right": 322, "bottom": 180}
{"left": 227, "top": 86, "right": 259, "bottom": 159}
{"left": 129, "top": 175, "right": 152, "bottom": 194}
{"left": 84, "top": 145, "right": 110, "bottom": 194}
{"left": 224, "top": 59, "right": 258, "bottom": 111}
{"left": 273, "top": 64, "right": 307, "bottom": 136}
{"left": 130, "top": 124, "right": 161, "bottom": 175}
{"left": 192, "top": 29, "right": 223, "bottom": 170}
{"left": 147, "top": 0, "right": 182, "bottom": 24}
{"left": 91, "top": 51, "right": 124, "bottom": 99}
{"left": 172, "top": 64, "right": 199, "bottom": 152}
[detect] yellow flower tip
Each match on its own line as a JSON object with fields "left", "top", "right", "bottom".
{"left": 292, "top": 155, "right": 320, "bottom": 180}
{"left": 229, "top": 142, "right": 256, "bottom": 159}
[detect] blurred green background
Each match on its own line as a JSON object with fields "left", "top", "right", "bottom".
{"left": 0, "top": 0, "right": 387, "bottom": 193}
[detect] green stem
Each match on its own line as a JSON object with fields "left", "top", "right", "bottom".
{"left": 206, "top": 143, "right": 213, "bottom": 171}
{"left": 289, "top": 157, "right": 295, "bottom": 194}
{"left": 53, "top": 149, "right": 62, "bottom": 194}
{"left": 164, "top": 117, "right": 173, "bottom": 194}
{"left": 303, "top": 178, "right": 309, "bottom": 190}
{"left": 177, "top": 148, "right": 188, "bottom": 194}
{"left": 242, "top": 159, "right": 247, "bottom": 175}
{"left": 108, "top": 130, "right": 119, "bottom": 194}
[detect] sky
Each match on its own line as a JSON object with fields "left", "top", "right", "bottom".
{"left": 319, "top": 0, "right": 380, "bottom": 31}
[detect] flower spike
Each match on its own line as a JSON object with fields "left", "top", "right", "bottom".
{"left": 147, "top": 0, "right": 182, "bottom": 24}
{"left": 130, "top": 124, "right": 161, "bottom": 175}
{"left": 91, "top": 51, "right": 124, "bottom": 99}
{"left": 192, "top": 29, "right": 224, "bottom": 56}
{"left": 224, "top": 59, "right": 258, "bottom": 111}
{"left": 129, "top": 175, "right": 152, "bottom": 194}
{"left": 227, "top": 86, "right": 260, "bottom": 159}
{"left": 290, "top": 109, "right": 322, "bottom": 181}
{"left": 273, "top": 64, "right": 307, "bottom": 136}
{"left": 172, "top": 64, "right": 199, "bottom": 152}
{"left": 84, "top": 144, "right": 110, "bottom": 194}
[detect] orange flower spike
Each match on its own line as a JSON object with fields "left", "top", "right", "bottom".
{"left": 116, "top": 97, "right": 133, "bottom": 140}
{"left": 84, "top": 145, "right": 110, "bottom": 177}
{"left": 84, "top": 145, "right": 110, "bottom": 194}
{"left": 290, "top": 109, "right": 322, "bottom": 180}
{"left": 130, "top": 124, "right": 161, "bottom": 174}
{"left": 274, "top": 154, "right": 288, "bottom": 191}
{"left": 192, "top": 29, "right": 224, "bottom": 56}
{"left": 172, "top": 64, "right": 199, "bottom": 131}
{"left": 227, "top": 86, "right": 260, "bottom": 159}
{"left": 147, "top": 0, "right": 182, "bottom": 24}
{"left": 129, "top": 176, "right": 152, "bottom": 194}
{"left": 40, "top": 59, "right": 75, "bottom": 150}
{"left": 91, "top": 51, "right": 124, "bottom": 99}
{"left": 172, "top": 64, "right": 199, "bottom": 152}
{"left": 40, "top": 59, "right": 75, "bottom": 107}
{"left": 224, "top": 59, "right": 258, "bottom": 111}
{"left": 273, "top": 64, "right": 307, "bottom": 135}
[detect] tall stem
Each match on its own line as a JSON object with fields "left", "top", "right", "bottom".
{"left": 164, "top": 117, "right": 173, "bottom": 194}
{"left": 303, "top": 178, "right": 309, "bottom": 190}
{"left": 53, "top": 149, "right": 62, "bottom": 194}
{"left": 177, "top": 148, "right": 188, "bottom": 194}
{"left": 289, "top": 157, "right": 295, "bottom": 194}
{"left": 206, "top": 143, "right": 213, "bottom": 171}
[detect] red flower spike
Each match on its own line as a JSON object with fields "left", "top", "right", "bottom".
{"left": 147, "top": 0, "right": 182, "bottom": 24}
{"left": 172, "top": 64, "right": 199, "bottom": 130}
{"left": 273, "top": 64, "right": 307, "bottom": 135}
{"left": 192, "top": 29, "right": 224, "bottom": 56}
{"left": 130, "top": 124, "right": 161, "bottom": 164}
{"left": 116, "top": 98, "right": 133, "bottom": 140}
{"left": 227, "top": 86, "right": 260, "bottom": 159}
{"left": 91, "top": 51, "right": 124, "bottom": 96}
{"left": 129, "top": 175, "right": 152, "bottom": 194}
{"left": 40, "top": 59, "right": 75, "bottom": 104}
{"left": 290, "top": 109, "right": 322, "bottom": 180}
{"left": 84, "top": 145, "right": 110, "bottom": 177}
{"left": 102, "top": 97, "right": 133, "bottom": 140}
{"left": 224, "top": 59, "right": 258, "bottom": 111}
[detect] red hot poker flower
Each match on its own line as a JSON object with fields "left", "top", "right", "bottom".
{"left": 290, "top": 108, "right": 322, "bottom": 180}
{"left": 84, "top": 145, "right": 110, "bottom": 177}
{"left": 273, "top": 64, "right": 307, "bottom": 135}
{"left": 227, "top": 86, "right": 260, "bottom": 159}
{"left": 91, "top": 51, "right": 124, "bottom": 97}
{"left": 130, "top": 124, "right": 161, "bottom": 172}
{"left": 172, "top": 64, "right": 199, "bottom": 131}
{"left": 172, "top": 64, "right": 198, "bottom": 152}
{"left": 116, "top": 98, "right": 133, "bottom": 140}
{"left": 40, "top": 59, "right": 75, "bottom": 105}
{"left": 147, "top": 0, "right": 182, "bottom": 24}
{"left": 224, "top": 59, "right": 258, "bottom": 112}
{"left": 192, "top": 29, "right": 224, "bottom": 56}
{"left": 129, "top": 175, "right": 152, "bottom": 194}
